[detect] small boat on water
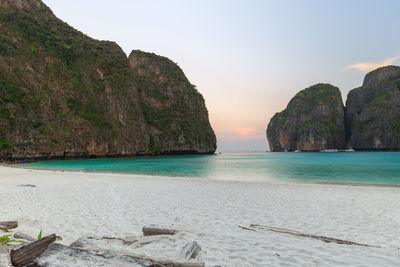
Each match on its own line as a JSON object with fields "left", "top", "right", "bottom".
{"left": 2, "top": 158, "right": 37, "bottom": 164}
{"left": 320, "top": 149, "right": 339, "bottom": 153}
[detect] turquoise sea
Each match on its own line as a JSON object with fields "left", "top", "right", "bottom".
{"left": 13, "top": 152, "right": 400, "bottom": 185}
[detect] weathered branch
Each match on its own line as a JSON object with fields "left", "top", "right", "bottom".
{"left": 41, "top": 242, "right": 205, "bottom": 267}
{"left": 124, "top": 254, "right": 205, "bottom": 267}
{"left": 241, "top": 224, "right": 378, "bottom": 247}
{"left": 17, "top": 184, "right": 37, "bottom": 188}
{"left": 11, "top": 234, "right": 56, "bottom": 266}
{"left": 238, "top": 225, "right": 256, "bottom": 232}
{"left": 179, "top": 241, "right": 201, "bottom": 260}
{"left": 142, "top": 227, "right": 177, "bottom": 236}
{"left": 0, "top": 221, "right": 18, "bottom": 231}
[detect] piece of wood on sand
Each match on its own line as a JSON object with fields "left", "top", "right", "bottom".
{"left": 179, "top": 241, "right": 201, "bottom": 260}
{"left": 11, "top": 234, "right": 56, "bottom": 267}
{"left": 39, "top": 242, "right": 205, "bottom": 267}
{"left": 0, "top": 245, "right": 12, "bottom": 267}
{"left": 17, "top": 184, "right": 37, "bottom": 188}
{"left": 142, "top": 226, "right": 177, "bottom": 236}
{"left": 240, "top": 224, "right": 378, "bottom": 247}
{"left": 0, "top": 221, "right": 18, "bottom": 231}
{"left": 124, "top": 254, "right": 205, "bottom": 267}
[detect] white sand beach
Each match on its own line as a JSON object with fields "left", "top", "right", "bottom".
{"left": 1, "top": 165, "right": 400, "bottom": 266}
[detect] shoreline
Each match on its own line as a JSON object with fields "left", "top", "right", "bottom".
{"left": 1, "top": 166, "right": 400, "bottom": 266}
{"left": 4, "top": 163, "right": 400, "bottom": 189}
{"left": 0, "top": 151, "right": 217, "bottom": 162}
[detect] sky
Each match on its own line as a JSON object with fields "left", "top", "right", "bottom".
{"left": 42, "top": 0, "right": 400, "bottom": 152}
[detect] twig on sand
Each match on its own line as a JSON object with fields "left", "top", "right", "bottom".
{"left": 238, "top": 225, "right": 256, "bottom": 232}
{"left": 17, "top": 184, "right": 37, "bottom": 188}
{"left": 239, "top": 224, "right": 379, "bottom": 248}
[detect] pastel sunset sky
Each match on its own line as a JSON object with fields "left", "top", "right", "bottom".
{"left": 43, "top": 0, "right": 400, "bottom": 152}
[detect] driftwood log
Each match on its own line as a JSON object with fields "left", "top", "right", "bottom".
{"left": 17, "top": 184, "right": 37, "bottom": 188}
{"left": 179, "top": 241, "right": 201, "bottom": 260}
{"left": 240, "top": 224, "right": 378, "bottom": 247}
{"left": 0, "top": 221, "right": 18, "bottom": 231}
{"left": 124, "top": 254, "right": 205, "bottom": 267}
{"left": 11, "top": 234, "right": 56, "bottom": 266}
{"left": 142, "top": 227, "right": 177, "bottom": 236}
{"left": 40, "top": 242, "right": 205, "bottom": 267}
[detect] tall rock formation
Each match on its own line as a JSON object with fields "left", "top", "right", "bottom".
{"left": 346, "top": 65, "right": 400, "bottom": 150}
{"left": 0, "top": 0, "right": 216, "bottom": 159}
{"left": 267, "top": 84, "right": 346, "bottom": 151}
{"left": 129, "top": 50, "right": 216, "bottom": 153}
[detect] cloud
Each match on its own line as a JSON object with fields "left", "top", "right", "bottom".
{"left": 346, "top": 56, "right": 400, "bottom": 72}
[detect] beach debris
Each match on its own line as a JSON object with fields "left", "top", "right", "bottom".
{"left": 124, "top": 254, "right": 205, "bottom": 267}
{"left": 10, "top": 229, "right": 206, "bottom": 267}
{"left": 143, "top": 226, "right": 177, "bottom": 236}
{"left": 238, "top": 225, "right": 256, "bottom": 232}
{"left": 17, "top": 184, "right": 37, "bottom": 188}
{"left": 70, "top": 235, "right": 162, "bottom": 251}
{"left": 14, "top": 232, "right": 35, "bottom": 242}
{"left": 9, "top": 228, "right": 204, "bottom": 266}
{"left": 11, "top": 234, "right": 56, "bottom": 266}
{"left": 0, "top": 221, "right": 18, "bottom": 231}
{"left": 240, "top": 224, "right": 379, "bottom": 247}
{"left": 102, "top": 236, "right": 138, "bottom": 245}
{"left": 0, "top": 245, "right": 12, "bottom": 267}
{"left": 62, "top": 235, "right": 205, "bottom": 266}
{"left": 38, "top": 243, "right": 158, "bottom": 266}
{"left": 37, "top": 241, "right": 205, "bottom": 267}
{"left": 179, "top": 241, "right": 201, "bottom": 260}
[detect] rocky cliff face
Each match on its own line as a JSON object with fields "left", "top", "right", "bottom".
{"left": 267, "top": 66, "right": 400, "bottom": 152}
{"left": 346, "top": 66, "right": 400, "bottom": 150}
{"left": 0, "top": 0, "right": 216, "bottom": 159}
{"left": 267, "top": 84, "right": 346, "bottom": 151}
{"left": 128, "top": 50, "right": 216, "bottom": 153}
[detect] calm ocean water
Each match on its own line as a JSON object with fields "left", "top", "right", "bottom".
{"left": 14, "top": 152, "right": 400, "bottom": 185}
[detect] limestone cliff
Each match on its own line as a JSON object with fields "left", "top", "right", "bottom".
{"left": 267, "top": 84, "right": 346, "bottom": 151}
{"left": 346, "top": 66, "right": 400, "bottom": 150}
{"left": 0, "top": 0, "right": 216, "bottom": 159}
{"left": 129, "top": 50, "right": 216, "bottom": 154}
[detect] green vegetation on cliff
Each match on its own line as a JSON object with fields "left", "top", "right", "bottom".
{"left": 346, "top": 65, "right": 400, "bottom": 150}
{"left": 0, "top": 0, "right": 216, "bottom": 158}
{"left": 0, "top": 136, "right": 13, "bottom": 150}
{"left": 129, "top": 50, "right": 216, "bottom": 151}
{"left": 267, "top": 83, "right": 346, "bottom": 151}
{"left": 268, "top": 66, "right": 400, "bottom": 152}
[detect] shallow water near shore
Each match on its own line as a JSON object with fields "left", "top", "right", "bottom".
{"left": 13, "top": 152, "right": 400, "bottom": 185}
